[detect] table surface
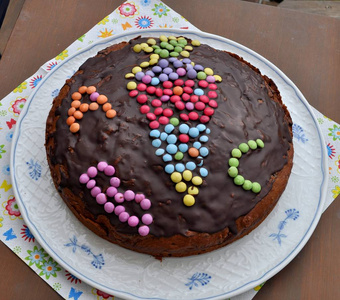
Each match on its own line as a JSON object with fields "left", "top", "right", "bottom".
{"left": 0, "top": 0, "right": 339, "bottom": 299}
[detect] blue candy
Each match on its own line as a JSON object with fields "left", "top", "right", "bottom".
{"left": 151, "top": 77, "right": 160, "bottom": 86}
{"left": 188, "top": 127, "right": 199, "bottom": 138}
{"left": 149, "top": 129, "right": 160, "bottom": 138}
{"left": 200, "top": 167, "right": 209, "bottom": 177}
{"left": 186, "top": 162, "right": 196, "bottom": 171}
{"left": 164, "top": 124, "right": 175, "bottom": 133}
{"left": 178, "top": 143, "right": 189, "bottom": 152}
{"left": 166, "top": 144, "right": 178, "bottom": 154}
{"left": 196, "top": 124, "right": 206, "bottom": 132}
{"left": 175, "top": 163, "right": 185, "bottom": 172}
{"left": 206, "top": 128, "right": 211, "bottom": 134}
{"left": 165, "top": 164, "right": 175, "bottom": 174}
{"left": 179, "top": 124, "right": 189, "bottom": 134}
{"left": 166, "top": 134, "right": 177, "bottom": 144}
{"left": 152, "top": 139, "right": 162, "bottom": 148}
{"left": 199, "top": 135, "right": 209, "bottom": 143}
{"left": 160, "top": 132, "right": 168, "bottom": 141}
{"left": 194, "top": 88, "right": 204, "bottom": 96}
{"left": 155, "top": 148, "right": 165, "bottom": 156}
{"left": 193, "top": 141, "right": 202, "bottom": 149}
{"left": 163, "top": 154, "right": 172, "bottom": 162}
{"left": 199, "top": 147, "right": 209, "bottom": 157}
{"left": 196, "top": 156, "right": 204, "bottom": 167}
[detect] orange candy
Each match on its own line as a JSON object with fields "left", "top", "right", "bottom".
{"left": 66, "top": 116, "right": 75, "bottom": 125}
{"left": 97, "top": 95, "right": 108, "bottom": 105}
{"left": 70, "top": 123, "right": 80, "bottom": 133}
{"left": 89, "top": 102, "right": 99, "bottom": 111}
{"left": 173, "top": 86, "right": 183, "bottom": 96}
{"left": 71, "top": 100, "right": 81, "bottom": 108}
{"left": 73, "top": 110, "right": 83, "bottom": 119}
{"left": 102, "top": 103, "right": 112, "bottom": 112}
{"left": 79, "top": 103, "right": 89, "bottom": 112}
{"left": 87, "top": 86, "right": 96, "bottom": 94}
{"left": 106, "top": 109, "right": 117, "bottom": 119}
{"left": 188, "top": 147, "right": 199, "bottom": 158}
{"left": 68, "top": 107, "right": 76, "bottom": 116}
{"left": 78, "top": 86, "right": 88, "bottom": 94}
{"left": 71, "top": 92, "right": 82, "bottom": 100}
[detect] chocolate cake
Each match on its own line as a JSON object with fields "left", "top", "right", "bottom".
{"left": 45, "top": 35, "right": 293, "bottom": 258}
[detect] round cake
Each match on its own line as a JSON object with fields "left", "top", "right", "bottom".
{"left": 45, "top": 35, "right": 293, "bottom": 258}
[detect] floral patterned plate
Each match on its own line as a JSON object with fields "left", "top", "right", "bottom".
{"left": 10, "top": 29, "right": 328, "bottom": 300}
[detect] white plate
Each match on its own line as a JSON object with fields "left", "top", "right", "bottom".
{"left": 10, "top": 29, "right": 328, "bottom": 300}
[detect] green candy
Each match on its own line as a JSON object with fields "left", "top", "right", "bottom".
{"left": 256, "top": 139, "right": 265, "bottom": 148}
{"left": 166, "top": 44, "right": 174, "bottom": 51}
{"left": 197, "top": 71, "right": 207, "bottom": 80}
{"left": 169, "top": 39, "right": 178, "bottom": 46}
{"left": 228, "top": 158, "right": 239, "bottom": 167}
{"left": 242, "top": 180, "right": 253, "bottom": 191}
{"left": 252, "top": 182, "right": 261, "bottom": 193}
{"left": 160, "top": 41, "right": 168, "bottom": 48}
{"left": 174, "top": 46, "right": 183, "bottom": 53}
{"left": 175, "top": 152, "right": 184, "bottom": 160}
{"left": 159, "top": 49, "right": 169, "bottom": 58}
{"left": 154, "top": 48, "right": 162, "bottom": 54}
{"left": 170, "top": 117, "right": 180, "bottom": 126}
{"left": 170, "top": 51, "right": 179, "bottom": 57}
{"left": 152, "top": 45, "right": 160, "bottom": 49}
{"left": 231, "top": 148, "right": 242, "bottom": 158}
{"left": 228, "top": 166, "right": 238, "bottom": 178}
{"left": 177, "top": 38, "right": 187, "bottom": 46}
{"left": 248, "top": 140, "right": 258, "bottom": 150}
{"left": 234, "top": 175, "right": 245, "bottom": 186}
{"left": 239, "top": 142, "right": 250, "bottom": 153}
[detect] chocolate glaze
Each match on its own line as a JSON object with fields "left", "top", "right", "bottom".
{"left": 47, "top": 37, "right": 292, "bottom": 238}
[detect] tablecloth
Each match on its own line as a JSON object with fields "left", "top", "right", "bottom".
{"left": 0, "top": 1, "right": 339, "bottom": 299}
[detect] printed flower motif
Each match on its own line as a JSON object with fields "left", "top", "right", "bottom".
{"left": 172, "top": 17, "right": 179, "bottom": 23}
{"left": 159, "top": 24, "right": 173, "bottom": 28}
{"left": 29, "top": 75, "right": 43, "bottom": 88}
{"left": 332, "top": 185, "right": 340, "bottom": 199}
{"left": 51, "top": 89, "right": 60, "bottom": 98}
{"left": 331, "top": 176, "right": 339, "bottom": 183}
{"left": 56, "top": 50, "right": 68, "bottom": 61}
{"left": 21, "top": 224, "right": 35, "bottom": 242}
{"left": 140, "top": 0, "right": 151, "bottom": 6}
{"left": 92, "top": 253, "right": 105, "bottom": 269}
{"left": 292, "top": 124, "right": 308, "bottom": 143}
{"left": 254, "top": 282, "right": 265, "bottom": 291}
{"left": 328, "top": 124, "right": 340, "bottom": 141}
{"left": 25, "top": 246, "right": 48, "bottom": 267}
{"left": 327, "top": 143, "right": 336, "bottom": 159}
{"left": 0, "top": 216, "right": 3, "bottom": 228}
{"left": 335, "top": 155, "right": 340, "bottom": 175}
{"left": 38, "top": 257, "right": 61, "bottom": 279}
{"left": 47, "top": 61, "right": 58, "bottom": 71}
{"left": 78, "top": 34, "right": 86, "bottom": 42}
{"left": 10, "top": 97, "right": 26, "bottom": 116}
{"left": 2, "top": 164, "right": 10, "bottom": 176}
{"left": 65, "top": 270, "right": 81, "bottom": 284}
{"left": 135, "top": 15, "right": 154, "bottom": 29}
{"left": 91, "top": 288, "right": 114, "bottom": 299}
{"left": 152, "top": 3, "right": 170, "bottom": 18}
{"left": 119, "top": 2, "right": 137, "bottom": 17}
{"left": 6, "top": 131, "right": 13, "bottom": 142}
{"left": 317, "top": 117, "right": 324, "bottom": 124}
{"left": 97, "top": 15, "right": 109, "bottom": 25}
{"left": 13, "top": 81, "right": 27, "bottom": 93}
{"left": 53, "top": 282, "right": 62, "bottom": 291}
{"left": 13, "top": 246, "right": 21, "bottom": 254}
{"left": 0, "top": 110, "right": 7, "bottom": 116}
{"left": 98, "top": 28, "right": 114, "bottom": 38}
{"left": 112, "top": 18, "right": 118, "bottom": 24}
{"left": 4, "top": 196, "right": 21, "bottom": 217}
{"left": 0, "top": 144, "right": 6, "bottom": 159}
{"left": 185, "top": 272, "right": 212, "bottom": 290}
{"left": 26, "top": 159, "right": 42, "bottom": 181}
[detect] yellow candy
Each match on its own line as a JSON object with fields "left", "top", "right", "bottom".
{"left": 180, "top": 50, "right": 190, "bottom": 58}
{"left": 144, "top": 47, "right": 154, "bottom": 53}
{"left": 185, "top": 45, "right": 193, "bottom": 51}
{"left": 125, "top": 73, "right": 135, "bottom": 79}
{"left": 140, "top": 43, "right": 149, "bottom": 50}
{"left": 183, "top": 194, "right": 195, "bottom": 206}
{"left": 132, "top": 66, "right": 142, "bottom": 74}
{"left": 147, "top": 38, "right": 156, "bottom": 45}
{"left": 171, "top": 172, "right": 182, "bottom": 183}
{"left": 133, "top": 44, "right": 142, "bottom": 53}
{"left": 182, "top": 170, "right": 192, "bottom": 181}
{"left": 140, "top": 61, "right": 150, "bottom": 68}
{"left": 190, "top": 61, "right": 195, "bottom": 66}
{"left": 159, "top": 35, "right": 168, "bottom": 42}
{"left": 191, "top": 40, "right": 201, "bottom": 46}
{"left": 176, "top": 182, "right": 187, "bottom": 193}
{"left": 214, "top": 75, "right": 222, "bottom": 82}
{"left": 168, "top": 36, "right": 176, "bottom": 40}
{"left": 192, "top": 176, "right": 203, "bottom": 186}
{"left": 204, "top": 68, "right": 214, "bottom": 76}
{"left": 149, "top": 58, "right": 158, "bottom": 65}
{"left": 187, "top": 186, "right": 199, "bottom": 195}
{"left": 127, "top": 81, "right": 137, "bottom": 90}
{"left": 150, "top": 54, "right": 159, "bottom": 60}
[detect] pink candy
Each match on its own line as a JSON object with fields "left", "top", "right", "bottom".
{"left": 91, "top": 186, "right": 101, "bottom": 197}
{"left": 96, "top": 193, "right": 107, "bottom": 205}
{"left": 135, "top": 193, "right": 145, "bottom": 203}
{"left": 106, "top": 186, "right": 117, "bottom": 197}
{"left": 97, "top": 161, "right": 108, "bottom": 172}
{"left": 114, "top": 205, "right": 125, "bottom": 216}
{"left": 140, "top": 198, "right": 151, "bottom": 210}
{"left": 79, "top": 173, "right": 89, "bottom": 184}
{"left": 138, "top": 226, "right": 150, "bottom": 236}
{"left": 104, "top": 202, "right": 115, "bottom": 214}
{"left": 90, "top": 92, "right": 99, "bottom": 101}
{"left": 110, "top": 177, "right": 120, "bottom": 188}
{"left": 128, "top": 216, "right": 139, "bottom": 227}
{"left": 114, "top": 192, "right": 124, "bottom": 203}
{"left": 119, "top": 212, "right": 130, "bottom": 222}
{"left": 142, "top": 214, "right": 153, "bottom": 225}
{"left": 104, "top": 165, "right": 115, "bottom": 176}
{"left": 87, "top": 166, "right": 97, "bottom": 178}
{"left": 86, "top": 179, "right": 96, "bottom": 189}
{"left": 124, "top": 190, "right": 135, "bottom": 201}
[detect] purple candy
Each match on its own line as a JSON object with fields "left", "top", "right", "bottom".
{"left": 90, "top": 92, "right": 99, "bottom": 101}
{"left": 110, "top": 177, "right": 120, "bottom": 187}
{"left": 173, "top": 60, "right": 183, "bottom": 68}
{"left": 152, "top": 66, "right": 162, "bottom": 73}
{"left": 169, "top": 72, "right": 179, "bottom": 81}
{"left": 138, "top": 225, "right": 150, "bottom": 236}
{"left": 160, "top": 95, "right": 170, "bottom": 102}
{"left": 135, "top": 72, "right": 145, "bottom": 81}
{"left": 86, "top": 179, "right": 96, "bottom": 189}
{"left": 97, "top": 161, "right": 108, "bottom": 172}
{"left": 176, "top": 68, "right": 186, "bottom": 77}
{"left": 114, "top": 205, "right": 125, "bottom": 216}
{"left": 142, "top": 214, "right": 153, "bottom": 225}
{"left": 186, "top": 64, "right": 194, "bottom": 70}
{"left": 194, "top": 64, "right": 204, "bottom": 71}
{"left": 135, "top": 194, "right": 145, "bottom": 203}
{"left": 206, "top": 75, "right": 216, "bottom": 83}
{"left": 142, "top": 75, "right": 152, "bottom": 84}
{"left": 104, "top": 165, "right": 115, "bottom": 176}
{"left": 124, "top": 190, "right": 135, "bottom": 201}
{"left": 91, "top": 186, "right": 101, "bottom": 197}
{"left": 114, "top": 192, "right": 124, "bottom": 203}
{"left": 79, "top": 173, "right": 89, "bottom": 184}
{"left": 163, "top": 67, "right": 173, "bottom": 75}
{"left": 182, "top": 58, "right": 191, "bottom": 64}
{"left": 119, "top": 212, "right": 130, "bottom": 222}
{"left": 106, "top": 186, "right": 118, "bottom": 197}
{"left": 168, "top": 57, "right": 177, "bottom": 63}
{"left": 96, "top": 193, "right": 107, "bottom": 205}
{"left": 87, "top": 166, "right": 97, "bottom": 178}
{"left": 159, "top": 73, "right": 168, "bottom": 82}
{"left": 128, "top": 216, "right": 139, "bottom": 227}
{"left": 187, "top": 69, "right": 197, "bottom": 79}
{"left": 140, "top": 198, "right": 151, "bottom": 210}
{"left": 185, "top": 102, "right": 194, "bottom": 110}
{"left": 104, "top": 202, "right": 115, "bottom": 213}
{"left": 145, "top": 70, "right": 155, "bottom": 77}
{"left": 158, "top": 59, "right": 169, "bottom": 68}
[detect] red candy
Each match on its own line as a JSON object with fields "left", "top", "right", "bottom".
{"left": 140, "top": 105, "right": 150, "bottom": 114}
{"left": 208, "top": 91, "right": 218, "bottom": 99}
{"left": 195, "top": 102, "right": 205, "bottom": 111}
{"left": 163, "top": 89, "right": 173, "bottom": 96}
{"left": 175, "top": 101, "right": 185, "bottom": 110}
{"left": 209, "top": 100, "right": 218, "bottom": 108}
{"left": 163, "top": 81, "right": 173, "bottom": 89}
{"left": 199, "top": 95, "right": 209, "bottom": 103}
{"left": 182, "top": 93, "right": 190, "bottom": 101}
{"left": 174, "top": 79, "right": 184, "bottom": 86}
{"left": 154, "top": 107, "right": 163, "bottom": 115}
{"left": 185, "top": 80, "right": 195, "bottom": 87}
{"left": 183, "top": 86, "right": 193, "bottom": 94}
{"left": 151, "top": 99, "right": 162, "bottom": 107}
{"left": 163, "top": 108, "right": 174, "bottom": 117}
{"left": 188, "top": 111, "right": 199, "bottom": 120}
{"left": 137, "top": 94, "right": 148, "bottom": 104}
{"left": 170, "top": 95, "right": 181, "bottom": 103}
{"left": 180, "top": 113, "right": 189, "bottom": 121}
{"left": 158, "top": 116, "right": 169, "bottom": 125}
{"left": 129, "top": 90, "right": 138, "bottom": 97}
{"left": 146, "top": 86, "right": 156, "bottom": 94}
{"left": 149, "top": 120, "right": 160, "bottom": 129}
{"left": 137, "top": 83, "right": 147, "bottom": 91}
{"left": 200, "top": 115, "right": 210, "bottom": 123}
{"left": 155, "top": 88, "right": 163, "bottom": 97}
{"left": 190, "top": 95, "right": 199, "bottom": 103}
{"left": 146, "top": 112, "right": 156, "bottom": 120}
{"left": 179, "top": 134, "right": 189, "bottom": 143}
{"left": 198, "top": 80, "right": 209, "bottom": 88}
{"left": 204, "top": 107, "right": 215, "bottom": 116}
{"left": 209, "top": 84, "right": 217, "bottom": 90}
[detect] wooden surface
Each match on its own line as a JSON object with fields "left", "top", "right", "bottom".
{"left": 0, "top": 0, "right": 339, "bottom": 299}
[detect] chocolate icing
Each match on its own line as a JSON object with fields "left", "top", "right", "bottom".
{"left": 47, "top": 37, "right": 292, "bottom": 238}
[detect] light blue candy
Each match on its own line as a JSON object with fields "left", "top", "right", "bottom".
{"left": 197, "top": 156, "right": 204, "bottom": 167}
{"left": 196, "top": 124, "right": 206, "bottom": 132}
{"left": 164, "top": 124, "right": 175, "bottom": 133}
{"left": 188, "top": 127, "right": 199, "bottom": 138}
{"left": 199, "top": 135, "right": 209, "bottom": 143}
{"left": 206, "top": 128, "right": 211, "bottom": 134}
{"left": 186, "top": 161, "right": 196, "bottom": 171}
{"left": 175, "top": 163, "right": 185, "bottom": 172}
{"left": 151, "top": 77, "right": 160, "bottom": 86}
{"left": 178, "top": 143, "right": 189, "bottom": 152}
{"left": 194, "top": 88, "right": 204, "bottom": 96}
{"left": 193, "top": 141, "right": 201, "bottom": 149}
{"left": 179, "top": 124, "right": 189, "bottom": 134}
{"left": 166, "top": 144, "right": 178, "bottom": 154}
{"left": 160, "top": 132, "right": 168, "bottom": 141}
{"left": 152, "top": 139, "right": 162, "bottom": 148}
{"left": 149, "top": 129, "right": 160, "bottom": 138}
{"left": 199, "top": 147, "right": 209, "bottom": 157}
{"left": 155, "top": 148, "right": 165, "bottom": 156}
{"left": 200, "top": 167, "right": 208, "bottom": 177}
{"left": 165, "top": 164, "right": 175, "bottom": 174}
{"left": 163, "top": 154, "right": 172, "bottom": 162}
{"left": 166, "top": 134, "right": 177, "bottom": 144}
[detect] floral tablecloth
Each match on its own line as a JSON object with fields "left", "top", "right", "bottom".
{"left": 0, "top": 1, "right": 339, "bottom": 299}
